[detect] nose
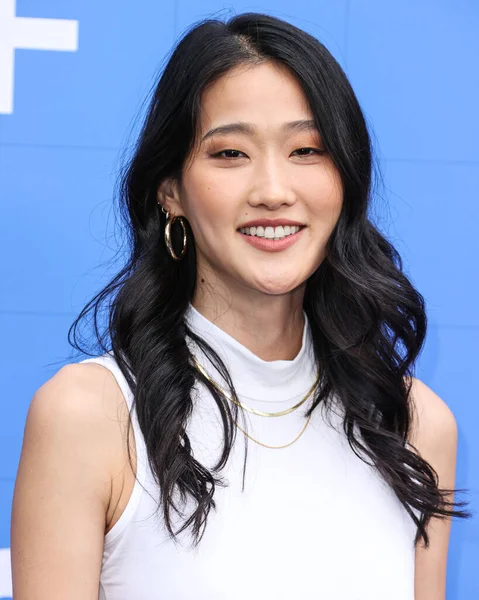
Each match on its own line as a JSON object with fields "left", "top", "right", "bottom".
{"left": 247, "top": 155, "right": 297, "bottom": 210}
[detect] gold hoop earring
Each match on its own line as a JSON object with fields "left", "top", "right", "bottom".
{"left": 163, "top": 209, "right": 187, "bottom": 261}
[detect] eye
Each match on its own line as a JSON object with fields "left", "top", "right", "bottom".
{"left": 292, "top": 147, "right": 326, "bottom": 157}
{"left": 210, "top": 147, "right": 326, "bottom": 160}
{"left": 211, "top": 149, "right": 247, "bottom": 159}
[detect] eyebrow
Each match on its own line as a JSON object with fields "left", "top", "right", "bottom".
{"left": 200, "top": 119, "right": 319, "bottom": 143}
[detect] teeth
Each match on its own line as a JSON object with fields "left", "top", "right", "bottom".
{"left": 240, "top": 225, "right": 301, "bottom": 239}
{"left": 264, "top": 227, "right": 275, "bottom": 239}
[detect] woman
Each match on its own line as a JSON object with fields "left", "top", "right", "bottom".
{"left": 11, "top": 12, "right": 469, "bottom": 600}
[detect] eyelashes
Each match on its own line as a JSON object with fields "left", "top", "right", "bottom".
{"left": 292, "top": 147, "right": 327, "bottom": 157}
{"left": 210, "top": 147, "right": 327, "bottom": 160}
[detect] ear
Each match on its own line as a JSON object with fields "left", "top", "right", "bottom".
{"left": 156, "top": 178, "right": 184, "bottom": 216}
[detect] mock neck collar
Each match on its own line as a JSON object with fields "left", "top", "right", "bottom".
{"left": 184, "top": 303, "right": 318, "bottom": 404}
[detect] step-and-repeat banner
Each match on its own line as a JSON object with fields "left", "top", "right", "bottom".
{"left": 1, "top": 1, "right": 478, "bottom": 597}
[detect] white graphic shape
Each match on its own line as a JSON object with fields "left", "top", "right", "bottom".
{"left": 0, "top": 548, "right": 11, "bottom": 598}
{"left": 0, "top": 0, "right": 78, "bottom": 114}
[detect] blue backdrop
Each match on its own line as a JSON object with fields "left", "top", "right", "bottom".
{"left": 1, "top": 0, "right": 478, "bottom": 597}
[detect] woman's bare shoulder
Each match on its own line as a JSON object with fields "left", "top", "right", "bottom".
{"left": 47, "top": 360, "right": 130, "bottom": 414}
{"left": 407, "top": 376, "right": 457, "bottom": 452}
{"left": 25, "top": 360, "right": 131, "bottom": 502}
{"left": 40, "top": 360, "right": 133, "bottom": 472}
{"left": 406, "top": 376, "right": 458, "bottom": 599}
{"left": 11, "top": 361, "right": 131, "bottom": 598}
{"left": 34, "top": 360, "right": 130, "bottom": 444}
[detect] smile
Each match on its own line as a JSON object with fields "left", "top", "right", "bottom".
{"left": 237, "top": 225, "right": 305, "bottom": 252}
{"left": 238, "top": 225, "right": 302, "bottom": 240}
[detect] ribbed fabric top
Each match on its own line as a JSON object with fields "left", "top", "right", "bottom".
{"left": 80, "top": 304, "right": 417, "bottom": 600}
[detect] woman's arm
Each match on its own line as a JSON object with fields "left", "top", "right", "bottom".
{"left": 10, "top": 363, "right": 119, "bottom": 599}
{"left": 408, "top": 377, "right": 459, "bottom": 600}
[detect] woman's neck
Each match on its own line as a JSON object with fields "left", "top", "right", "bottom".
{"left": 191, "top": 285, "right": 306, "bottom": 362}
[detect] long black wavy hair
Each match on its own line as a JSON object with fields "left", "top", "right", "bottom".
{"left": 69, "top": 12, "right": 470, "bottom": 548}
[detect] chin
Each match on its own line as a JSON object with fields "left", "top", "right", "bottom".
{"left": 252, "top": 277, "right": 307, "bottom": 297}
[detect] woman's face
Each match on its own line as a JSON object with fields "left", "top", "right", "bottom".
{"left": 162, "top": 61, "right": 343, "bottom": 299}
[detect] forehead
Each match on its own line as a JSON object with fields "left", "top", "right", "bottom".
{"left": 198, "top": 62, "right": 313, "bottom": 132}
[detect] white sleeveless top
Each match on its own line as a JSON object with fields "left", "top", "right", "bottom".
{"left": 80, "top": 304, "right": 417, "bottom": 599}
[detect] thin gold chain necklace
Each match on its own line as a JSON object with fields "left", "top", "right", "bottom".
{"left": 235, "top": 413, "right": 313, "bottom": 450}
{"left": 191, "top": 357, "right": 318, "bottom": 449}
{"left": 191, "top": 356, "right": 319, "bottom": 417}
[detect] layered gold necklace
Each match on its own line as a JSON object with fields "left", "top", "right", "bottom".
{"left": 191, "top": 356, "right": 319, "bottom": 449}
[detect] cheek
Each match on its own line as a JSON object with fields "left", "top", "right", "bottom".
{"left": 303, "top": 178, "right": 343, "bottom": 225}
{"left": 184, "top": 169, "right": 241, "bottom": 229}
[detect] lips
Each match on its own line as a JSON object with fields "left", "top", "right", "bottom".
{"left": 238, "top": 224, "right": 305, "bottom": 252}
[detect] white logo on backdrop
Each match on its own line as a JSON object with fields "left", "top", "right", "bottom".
{"left": 0, "top": 2, "right": 79, "bottom": 592}
{"left": 0, "top": 548, "right": 11, "bottom": 598}
{"left": 0, "top": 2, "right": 79, "bottom": 594}
{"left": 0, "top": 0, "right": 78, "bottom": 114}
